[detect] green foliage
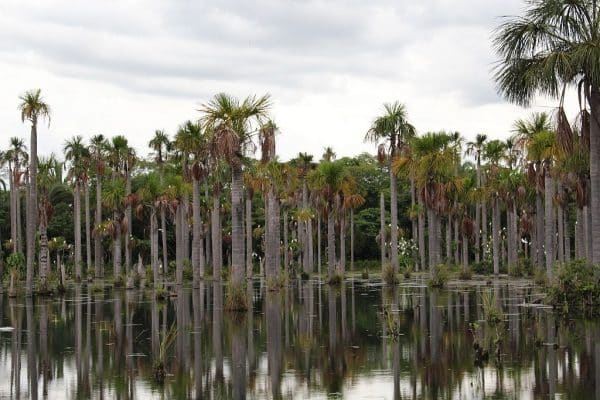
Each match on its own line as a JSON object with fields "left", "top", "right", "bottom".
{"left": 547, "top": 260, "right": 600, "bottom": 317}
{"left": 481, "top": 290, "right": 502, "bottom": 324}
{"left": 534, "top": 268, "right": 547, "bottom": 286}
{"left": 6, "top": 252, "right": 25, "bottom": 280}
{"left": 113, "top": 274, "right": 125, "bottom": 288}
{"left": 327, "top": 272, "right": 343, "bottom": 286}
{"left": 267, "top": 273, "right": 287, "bottom": 291}
{"left": 471, "top": 260, "right": 492, "bottom": 275}
{"left": 361, "top": 269, "right": 369, "bottom": 279}
{"left": 183, "top": 261, "right": 193, "bottom": 282}
{"left": 382, "top": 264, "right": 399, "bottom": 285}
{"left": 145, "top": 266, "right": 154, "bottom": 285}
{"left": 458, "top": 267, "right": 473, "bottom": 280}
{"left": 155, "top": 287, "right": 169, "bottom": 301}
{"left": 300, "top": 271, "right": 309, "bottom": 280}
{"left": 90, "top": 283, "right": 104, "bottom": 293}
{"left": 225, "top": 283, "right": 248, "bottom": 311}
{"left": 429, "top": 264, "right": 449, "bottom": 288}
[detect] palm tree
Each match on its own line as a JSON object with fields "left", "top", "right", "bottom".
{"left": 244, "top": 166, "right": 261, "bottom": 278}
{"left": 322, "top": 147, "right": 336, "bottom": 162}
{"left": 493, "top": 0, "right": 600, "bottom": 264}
{"left": 365, "top": 101, "right": 416, "bottom": 273}
{"left": 102, "top": 178, "right": 125, "bottom": 281}
{"left": 344, "top": 191, "right": 365, "bottom": 272}
{"left": 466, "top": 134, "right": 488, "bottom": 263}
{"left": 37, "top": 156, "right": 59, "bottom": 289}
{"left": 148, "top": 130, "right": 171, "bottom": 276}
{"left": 483, "top": 139, "right": 507, "bottom": 276}
{"left": 90, "top": 135, "right": 107, "bottom": 278}
{"left": 64, "top": 135, "right": 90, "bottom": 281}
{"left": 200, "top": 93, "right": 271, "bottom": 293}
{"left": 124, "top": 145, "right": 137, "bottom": 273}
{"left": 136, "top": 172, "right": 163, "bottom": 287}
{"left": 4, "top": 137, "right": 27, "bottom": 254}
{"left": 19, "top": 89, "right": 51, "bottom": 295}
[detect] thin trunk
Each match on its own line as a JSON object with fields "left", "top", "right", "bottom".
{"left": 308, "top": 217, "right": 314, "bottom": 273}
{"left": 536, "top": 192, "right": 544, "bottom": 267}
{"left": 74, "top": 181, "right": 82, "bottom": 280}
{"left": 176, "top": 205, "right": 183, "bottom": 285}
{"left": 125, "top": 171, "right": 132, "bottom": 272}
{"left": 380, "top": 192, "right": 386, "bottom": 269}
{"left": 511, "top": 204, "right": 518, "bottom": 268}
{"left": 231, "top": 168, "right": 244, "bottom": 286}
{"left": 151, "top": 209, "right": 159, "bottom": 287}
{"left": 85, "top": 183, "right": 92, "bottom": 272}
{"left": 38, "top": 212, "right": 49, "bottom": 284}
{"left": 25, "top": 121, "right": 37, "bottom": 295}
{"left": 302, "top": 181, "right": 309, "bottom": 274}
{"left": 557, "top": 201, "right": 564, "bottom": 264}
{"left": 389, "top": 168, "right": 399, "bottom": 271}
{"left": 492, "top": 197, "right": 500, "bottom": 276}
{"left": 584, "top": 205, "right": 592, "bottom": 262}
{"left": 445, "top": 218, "right": 451, "bottom": 263}
{"left": 545, "top": 174, "right": 555, "bottom": 278}
{"left": 9, "top": 168, "right": 17, "bottom": 254}
{"left": 410, "top": 174, "right": 418, "bottom": 269}
{"left": 182, "top": 194, "right": 190, "bottom": 263}
{"left": 283, "top": 210, "right": 289, "bottom": 273}
{"left": 192, "top": 178, "right": 204, "bottom": 287}
{"left": 427, "top": 208, "right": 437, "bottom": 272}
{"left": 327, "top": 211, "right": 335, "bottom": 279}
{"left": 266, "top": 187, "right": 280, "bottom": 281}
{"left": 16, "top": 181, "right": 22, "bottom": 254}
{"left": 454, "top": 217, "right": 460, "bottom": 265}
{"left": 340, "top": 211, "right": 346, "bottom": 275}
{"left": 462, "top": 233, "right": 468, "bottom": 270}
{"left": 475, "top": 162, "right": 481, "bottom": 263}
{"left": 418, "top": 200, "right": 425, "bottom": 271}
{"left": 350, "top": 209, "right": 354, "bottom": 272}
{"left": 160, "top": 207, "right": 168, "bottom": 277}
{"left": 589, "top": 88, "right": 600, "bottom": 264}
{"left": 481, "top": 197, "right": 488, "bottom": 260}
{"left": 95, "top": 176, "right": 103, "bottom": 278}
{"left": 564, "top": 206, "right": 571, "bottom": 263}
{"left": 113, "top": 210, "right": 121, "bottom": 279}
{"left": 246, "top": 194, "right": 253, "bottom": 278}
{"left": 576, "top": 208, "right": 584, "bottom": 259}
{"left": 212, "top": 192, "right": 222, "bottom": 278}
{"left": 317, "top": 214, "right": 322, "bottom": 277}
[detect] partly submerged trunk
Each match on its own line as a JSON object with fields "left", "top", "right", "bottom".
{"left": 266, "top": 187, "right": 281, "bottom": 282}
{"left": 95, "top": 175, "right": 103, "bottom": 277}
{"left": 492, "top": 197, "right": 500, "bottom": 276}
{"left": 85, "top": 183, "right": 92, "bottom": 273}
{"left": 350, "top": 209, "right": 354, "bottom": 272}
{"left": 25, "top": 122, "right": 37, "bottom": 296}
{"left": 389, "top": 168, "right": 399, "bottom": 271}
{"left": 231, "top": 168, "right": 245, "bottom": 286}
{"left": 544, "top": 174, "right": 555, "bottom": 278}
{"left": 327, "top": 211, "right": 335, "bottom": 279}
{"left": 589, "top": 88, "right": 600, "bottom": 264}
{"left": 246, "top": 194, "right": 253, "bottom": 278}
{"left": 151, "top": 209, "right": 159, "bottom": 287}
{"left": 212, "top": 192, "right": 222, "bottom": 278}
{"left": 74, "top": 181, "right": 82, "bottom": 281}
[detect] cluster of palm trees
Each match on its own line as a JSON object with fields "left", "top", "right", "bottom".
{"left": 1, "top": 90, "right": 368, "bottom": 300}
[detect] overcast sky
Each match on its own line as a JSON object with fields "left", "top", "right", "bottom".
{"left": 0, "top": 0, "right": 567, "bottom": 162}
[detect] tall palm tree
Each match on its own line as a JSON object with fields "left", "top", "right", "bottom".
{"left": 493, "top": 0, "right": 600, "bottom": 264}
{"left": 200, "top": 93, "right": 271, "bottom": 293}
{"left": 37, "top": 156, "right": 59, "bottom": 289}
{"left": 64, "top": 136, "right": 90, "bottom": 281}
{"left": 365, "top": 101, "right": 416, "bottom": 272}
{"left": 90, "top": 134, "right": 107, "bottom": 278}
{"left": 136, "top": 172, "right": 163, "bottom": 287}
{"left": 148, "top": 130, "right": 171, "bottom": 275}
{"left": 483, "top": 139, "right": 507, "bottom": 276}
{"left": 4, "top": 137, "right": 27, "bottom": 254}
{"left": 466, "top": 134, "right": 488, "bottom": 263}
{"left": 19, "top": 89, "right": 51, "bottom": 295}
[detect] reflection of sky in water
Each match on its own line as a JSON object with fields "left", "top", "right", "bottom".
{"left": 0, "top": 279, "right": 596, "bottom": 399}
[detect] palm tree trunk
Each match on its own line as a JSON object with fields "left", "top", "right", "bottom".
{"left": 17, "top": 181, "right": 22, "bottom": 254}
{"left": 492, "top": 197, "right": 500, "bottom": 276}
{"left": 576, "top": 208, "right": 584, "bottom": 259}
{"left": 454, "top": 217, "right": 460, "bottom": 265}
{"left": 283, "top": 210, "right": 289, "bottom": 273}
{"left": 584, "top": 204, "right": 592, "bottom": 261}
{"left": 302, "top": 182, "right": 309, "bottom": 275}
{"left": 589, "top": 88, "right": 600, "bottom": 264}
{"left": 317, "top": 214, "right": 322, "bottom": 277}
{"left": 175, "top": 205, "right": 183, "bottom": 285}
{"left": 231, "top": 168, "right": 244, "bottom": 286}
{"left": 38, "top": 212, "right": 49, "bottom": 285}
{"left": 85, "top": 184, "right": 92, "bottom": 273}
{"left": 475, "top": 161, "right": 481, "bottom": 263}
{"left": 481, "top": 197, "right": 488, "bottom": 260}
{"left": 544, "top": 174, "right": 555, "bottom": 278}
{"left": 511, "top": 204, "right": 518, "bottom": 269}
{"left": 151, "top": 209, "right": 159, "bottom": 287}
{"left": 462, "top": 233, "right": 468, "bottom": 270}
{"left": 536, "top": 192, "right": 544, "bottom": 267}
{"left": 9, "top": 168, "right": 17, "bottom": 254}
{"left": 380, "top": 192, "right": 386, "bottom": 269}
{"left": 427, "top": 208, "right": 437, "bottom": 271}
{"left": 389, "top": 168, "right": 399, "bottom": 271}
{"left": 212, "top": 192, "right": 222, "bottom": 278}
{"left": 410, "top": 175, "right": 418, "bottom": 269}
{"left": 308, "top": 217, "right": 314, "bottom": 273}
{"left": 114, "top": 210, "right": 122, "bottom": 279}
{"left": 74, "top": 181, "right": 82, "bottom": 281}
{"left": 557, "top": 201, "right": 564, "bottom": 264}
{"left": 160, "top": 206, "right": 168, "bottom": 277}
{"left": 246, "top": 194, "right": 253, "bottom": 278}
{"left": 95, "top": 176, "right": 103, "bottom": 278}
{"left": 339, "top": 211, "right": 346, "bottom": 275}
{"left": 418, "top": 200, "right": 425, "bottom": 271}
{"left": 192, "top": 178, "right": 204, "bottom": 287}
{"left": 564, "top": 208, "right": 571, "bottom": 262}
{"left": 350, "top": 209, "right": 354, "bottom": 272}
{"left": 445, "top": 219, "right": 451, "bottom": 263}
{"left": 327, "top": 210, "right": 335, "bottom": 279}
{"left": 25, "top": 121, "right": 37, "bottom": 296}
{"left": 125, "top": 171, "right": 132, "bottom": 273}
{"left": 182, "top": 194, "right": 190, "bottom": 263}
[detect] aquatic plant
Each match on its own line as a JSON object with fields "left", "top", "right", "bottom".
{"left": 327, "top": 272, "right": 343, "bottom": 286}
{"left": 382, "top": 264, "right": 399, "bottom": 285}
{"left": 225, "top": 282, "right": 248, "bottom": 311}
{"left": 429, "top": 264, "right": 449, "bottom": 288}
{"left": 480, "top": 290, "right": 502, "bottom": 324}
{"left": 547, "top": 259, "right": 600, "bottom": 317}
{"left": 153, "top": 323, "right": 177, "bottom": 383}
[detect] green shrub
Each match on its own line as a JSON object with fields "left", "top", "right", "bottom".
{"left": 402, "top": 265, "right": 413, "bottom": 279}
{"left": 429, "top": 264, "right": 449, "bottom": 288}
{"left": 471, "top": 260, "right": 492, "bottom": 275}
{"left": 183, "top": 261, "right": 193, "bottom": 281}
{"left": 90, "top": 283, "right": 104, "bottom": 293}
{"left": 300, "top": 271, "right": 309, "bottom": 280}
{"left": 481, "top": 290, "right": 502, "bottom": 324}
{"left": 6, "top": 252, "right": 25, "bottom": 280}
{"left": 267, "top": 273, "right": 287, "bottom": 291}
{"left": 547, "top": 260, "right": 600, "bottom": 317}
{"left": 361, "top": 269, "right": 369, "bottom": 279}
{"left": 382, "top": 264, "right": 399, "bottom": 285}
{"left": 534, "top": 268, "right": 547, "bottom": 286}
{"left": 113, "top": 274, "right": 125, "bottom": 288}
{"left": 327, "top": 272, "right": 343, "bottom": 286}
{"left": 225, "top": 283, "right": 248, "bottom": 311}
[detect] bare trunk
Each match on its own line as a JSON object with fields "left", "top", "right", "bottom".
{"left": 339, "top": 211, "right": 346, "bottom": 275}
{"left": 380, "top": 192, "right": 386, "bottom": 269}
{"left": 246, "top": 194, "right": 253, "bottom": 278}
{"left": 266, "top": 187, "right": 281, "bottom": 282}
{"left": 212, "top": 193, "right": 222, "bottom": 278}
{"left": 192, "top": 178, "right": 204, "bottom": 287}
{"left": 175, "top": 205, "right": 183, "bottom": 285}
{"left": 589, "top": 88, "right": 600, "bottom": 264}
{"left": 317, "top": 214, "right": 322, "bottom": 277}
{"left": 427, "top": 208, "right": 438, "bottom": 272}
{"left": 536, "top": 192, "right": 544, "bottom": 267}
{"left": 445, "top": 219, "right": 451, "bottom": 263}
{"left": 9, "top": 169, "right": 17, "bottom": 254}
{"left": 492, "top": 197, "right": 500, "bottom": 276}
{"left": 308, "top": 217, "right": 314, "bottom": 273}
{"left": 576, "top": 207, "right": 584, "bottom": 259}
{"left": 160, "top": 207, "right": 168, "bottom": 277}
{"left": 462, "top": 233, "right": 468, "bottom": 270}
{"left": 389, "top": 168, "right": 398, "bottom": 271}
{"left": 302, "top": 181, "right": 309, "bottom": 274}
{"left": 557, "top": 202, "right": 564, "bottom": 264}
{"left": 545, "top": 174, "right": 555, "bottom": 278}
{"left": 564, "top": 206, "right": 571, "bottom": 263}
{"left": 418, "top": 199, "right": 425, "bottom": 271}
{"left": 350, "top": 209, "right": 354, "bottom": 272}
{"left": 182, "top": 194, "right": 190, "bottom": 263}
{"left": 85, "top": 183, "right": 92, "bottom": 273}
{"left": 38, "top": 212, "right": 49, "bottom": 283}
{"left": 283, "top": 210, "right": 289, "bottom": 273}
{"left": 151, "top": 209, "right": 159, "bottom": 287}
{"left": 454, "top": 217, "right": 460, "bottom": 265}
{"left": 327, "top": 211, "right": 335, "bottom": 279}
{"left": 475, "top": 161, "right": 481, "bottom": 263}
{"left": 584, "top": 204, "right": 592, "bottom": 262}
{"left": 410, "top": 174, "right": 418, "bottom": 269}
{"left": 125, "top": 171, "right": 132, "bottom": 272}
{"left": 74, "top": 181, "right": 82, "bottom": 280}
{"left": 231, "top": 168, "right": 244, "bottom": 286}
{"left": 25, "top": 121, "right": 37, "bottom": 295}
{"left": 95, "top": 176, "right": 103, "bottom": 278}
{"left": 113, "top": 210, "right": 122, "bottom": 279}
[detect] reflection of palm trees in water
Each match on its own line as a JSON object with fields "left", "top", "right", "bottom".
{"left": 266, "top": 290, "right": 283, "bottom": 399}
{"left": 26, "top": 297, "right": 37, "bottom": 400}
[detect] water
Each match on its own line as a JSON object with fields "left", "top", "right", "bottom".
{"left": 0, "top": 278, "right": 598, "bottom": 399}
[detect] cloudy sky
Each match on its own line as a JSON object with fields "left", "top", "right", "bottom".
{"left": 0, "top": 0, "right": 564, "bottom": 162}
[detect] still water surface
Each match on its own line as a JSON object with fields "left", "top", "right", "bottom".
{"left": 0, "top": 278, "right": 598, "bottom": 399}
